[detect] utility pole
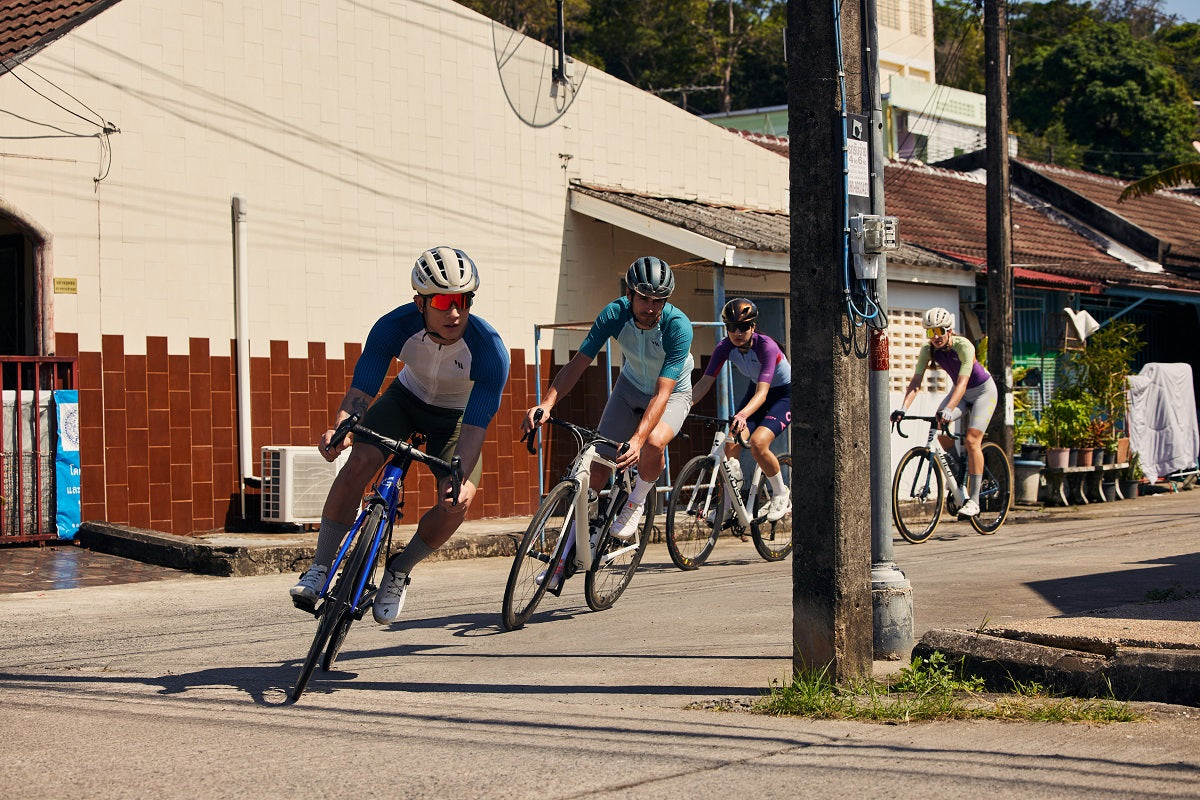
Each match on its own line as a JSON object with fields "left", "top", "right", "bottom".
{"left": 787, "top": 0, "right": 874, "bottom": 683}
{"left": 985, "top": 0, "right": 1013, "bottom": 453}
{"left": 863, "top": 0, "right": 913, "bottom": 661}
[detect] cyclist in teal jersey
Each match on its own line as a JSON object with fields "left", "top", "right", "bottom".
{"left": 522, "top": 256, "right": 693, "bottom": 542}
{"left": 891, "top": 306, "right": 997, "bottom": 518}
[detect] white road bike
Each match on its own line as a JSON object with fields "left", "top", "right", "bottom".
{"left": 664, "top": 414, "right": 793, "bottom": 570}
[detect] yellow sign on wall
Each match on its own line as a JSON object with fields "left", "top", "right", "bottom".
{"left": 53, "top": 278, "right": 78, "bottom": 294}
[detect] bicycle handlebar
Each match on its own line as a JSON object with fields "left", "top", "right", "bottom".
{"left": 331, "top": 414, "right": 463, "bottom": 505}
{"left": 891, "top": 414, "right": 959, "bottom": 440}
{"left": 684, "top": 413, "right": 752, "bottom": 448}
{"left": 521, "top": 409, "right": 631, "bottom": 461}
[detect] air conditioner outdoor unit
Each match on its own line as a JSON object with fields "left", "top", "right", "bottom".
{"left": 261, "top": 445, "right": 350, "bottom": 524}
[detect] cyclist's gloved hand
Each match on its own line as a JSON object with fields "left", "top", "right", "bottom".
{"left": 938, "top": 408, "right": 955, "bottom": 424}
{"left": 889, "top": 409, "right": 905, "bottom": 423}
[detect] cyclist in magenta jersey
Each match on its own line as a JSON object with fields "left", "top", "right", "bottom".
{"left": 522, "top": 256, "right": 693, "bottom": 543}
{"left": 891, "top": 306, "right": 997, "bottom": 518}
{"left": 290, "top": 246, "right": 510, "bottom": 623}
{"left": 690, "top": 298, "right": 792, "bottom": 523}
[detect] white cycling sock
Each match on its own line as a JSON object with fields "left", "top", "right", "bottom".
{"left": 768, "top": 470, "right": 786, "bottom": 495}
{"left": 314, "top": 517, "right": 351, "bottom": 568}
{"left": 628, "top": 475, "right": 654, "bottom": 506}
{"left": 968, "top": 474, "right": 982, "bottom": 504}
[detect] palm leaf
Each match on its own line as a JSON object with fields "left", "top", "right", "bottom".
{"left": 1119, "top": 162, "right": 1200, "bottom": 202}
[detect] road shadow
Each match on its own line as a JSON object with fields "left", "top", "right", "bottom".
{"left": 1025, "top": 551, "right": 1200, "bottom": 617}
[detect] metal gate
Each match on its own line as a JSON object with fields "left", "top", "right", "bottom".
{"left": 1, "top": 357, "right": 76, "bottom": 543}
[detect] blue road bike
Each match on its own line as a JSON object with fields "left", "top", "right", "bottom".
{"left": 289, "top": 413, "right": 461, "bottom": 703}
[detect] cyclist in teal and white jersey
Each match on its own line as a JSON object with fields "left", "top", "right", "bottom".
{"left": 291, "top": 247, "right": 510, "bottom": 623}
{"left": 522, "top": 256, "right": 693, "bottom": 542}
{"left": 891, "top": 306, "right": 997, "bottom": 518}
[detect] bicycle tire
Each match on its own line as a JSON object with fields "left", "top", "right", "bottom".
{"left": 892, "top": 446, "right": 944, "bottom": 544}
{"left": 584, "top": 486, "right": 655, "bottom": 611}
{"left": 502, "top": 480, "right": 576, "bottom": 631}
{"left": 290, "top": 503, "right": 383, "bottom": 701}
{"left": 665, "top": 455, "right": 723, "bottom": 570}
{"left": 322, "top": 503, "right": 387, "bottom": 670}
{"left": 751, "top": 453, "right": 794, "bottom": 561}
{"left": 969, "top": 442, "right": 1012, "bottom": 535}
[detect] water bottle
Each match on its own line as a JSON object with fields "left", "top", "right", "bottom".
{"left": 726, "top": 457, "right": 744, "bottom": 497}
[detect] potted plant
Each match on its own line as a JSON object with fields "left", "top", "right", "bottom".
{"left": 1119, "top": 453, "right": 1144, "bottom": 499}
{"left": 1043, "top": 394, "right": 1091, "bottom": 469}
{"left": 1061, "top": 319, "right": 1144, "bottom": 465}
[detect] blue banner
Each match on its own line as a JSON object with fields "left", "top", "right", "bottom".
{"left": 54, "top": 390, "right": 81, "bottom": 540}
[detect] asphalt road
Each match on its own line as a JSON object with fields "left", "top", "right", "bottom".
{"left": 2, "top": 492, "right": 1199, "bottom": 798}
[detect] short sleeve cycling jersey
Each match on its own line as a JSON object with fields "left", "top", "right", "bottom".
{"left": 350, "top": 304, "right": 510, "bottom": 428}
{"left": 578, "top": 297, "right": 694, "bottom": 395}
{"left": 703, "top": 332, "right": 791, "bottom": 388}
{"left": 914, "top": 335, "right": 991, "bottom": 389}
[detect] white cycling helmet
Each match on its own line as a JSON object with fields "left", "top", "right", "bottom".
{"left": 412, "top": 246, "right": 480, "bottom": 295}
{"left": 922, "top": 306, "right": 955, "bottom": 330}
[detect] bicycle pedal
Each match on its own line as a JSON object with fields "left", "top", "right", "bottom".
{"left": 291, "top": 595, "right": 318, "bottom": 616}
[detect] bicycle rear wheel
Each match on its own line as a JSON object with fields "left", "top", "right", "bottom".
{"left": 502, "top": 480, "right": 576, "bottom": 631}
{"left": 290, "top": 503, "right": 383, "bottom": 702}
{"left": 892, "top": 447, "right": 944, "bottom": 544}
{"left": 665, "top": 455, "right": 723, "bottom": 570}
{"left": 751, "top": 453, "right": 793, "bottom": 561}
{"left": 969, "top": 442, "right": 1012, "bottom": 534}
{"left": 584, "top": 486, "right": 655, "bottom": 611}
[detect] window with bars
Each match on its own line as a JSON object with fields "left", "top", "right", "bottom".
{"left": 909, "top": 0, "right": 927, "bottom": 35}
{"left": 889, "top": 308, "right": 947, "bottom": 394}
{"left": 879, "top": 0, "right": 900, "bottom": 29}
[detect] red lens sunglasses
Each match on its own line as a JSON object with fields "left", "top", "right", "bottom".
{"left": 428, "top": 293, "right": 473, "bottom": 311}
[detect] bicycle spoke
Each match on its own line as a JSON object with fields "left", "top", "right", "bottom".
{"left": 665, "top": 456, "right": 722, "bottom": 570}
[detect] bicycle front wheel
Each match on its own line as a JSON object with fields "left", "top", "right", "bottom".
{"left": 502, "top": 481, "right": 576, "bottom": 631}
{"left": 665, "top": 455, "right": 723, "bottom": 570}
{"left": 751, "top": 453, "right": 793, "bottom": 561}
{"left": 969, "top": 442, "right": 1012, "bottom": 535}
{"left": 892, "top": 447, "right": 944, "bottom": 544}
{"left": 585, "top": 486, "right": 655, "bottom": 611}
{"left": 290, "top": 503, "right": 384, "bottom": 702}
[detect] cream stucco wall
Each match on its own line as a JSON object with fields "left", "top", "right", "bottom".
{"left": 0, "top": 0, "right": 788, "bottom": 360}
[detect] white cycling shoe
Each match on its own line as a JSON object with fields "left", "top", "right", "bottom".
{"left": 610, "top": 500, "right": 644, "bottom": 541}
{"left": 958, "top": 499, "right": 980, "bottom": 517}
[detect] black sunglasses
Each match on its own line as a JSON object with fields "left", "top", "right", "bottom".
{"left": 725, "top": 322, "right": 754, "bottom": 333}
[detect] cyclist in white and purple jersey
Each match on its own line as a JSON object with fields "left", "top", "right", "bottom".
{"left": 291, "top": 247, "right": 510, "bottom": 624}
{"left": 690, "top": 298, "right": 793, "bottom": 522}
{"left": 891, "top": 306, "right": 997, "bottom": 518}
{"left": 522, "top": 256, "right": 693, "bottom": 544}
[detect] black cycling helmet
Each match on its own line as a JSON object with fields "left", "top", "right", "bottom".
{"left": 625, "top": 256, "right": 675, "bottom": 299}
{"left": 721, "top": 298, "right": 758, "bottom": 325}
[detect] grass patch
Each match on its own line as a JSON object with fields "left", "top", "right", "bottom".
{"left": 752, "top": 652, "right": 1144, "bottom": 723}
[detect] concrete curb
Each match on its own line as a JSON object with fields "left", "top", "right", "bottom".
{"left": 913, "top": 629, "right": 1200, "bottom": 707}
{"left": 77, "top": 521, "right": 523, "bottom": 577}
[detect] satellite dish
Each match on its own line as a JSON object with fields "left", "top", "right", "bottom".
{"left": 491, "top": 21, "right": 586, "bottom": 128}
{"left": 1064, "top": 307, "right": 1100, "bottom": 341}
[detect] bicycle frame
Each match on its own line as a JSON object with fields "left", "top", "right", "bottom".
{"left": 695, "top": 427, "right": 765, "bottom": 528}
{"left": 311, "top": 457, "right": 410, "bottom": 615}
{"left": 921, "top": 426, "right": 969, "bottom": 507}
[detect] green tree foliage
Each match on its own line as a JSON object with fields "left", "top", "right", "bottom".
{"left": 933, "top": 0, "right": 985, "bottom": 94}
{"left": 459, "top": 0, "right": 785, "bottom": 114}
{"left": 1010, "top": 20, "right": 1196, "bottom": 178}
{"left": 1154, "top": 22, "right": 1200, "bottom": 103}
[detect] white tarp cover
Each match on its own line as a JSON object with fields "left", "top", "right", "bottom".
{"left": 1125, "top": 362, "right": 1200, "bottom": 483}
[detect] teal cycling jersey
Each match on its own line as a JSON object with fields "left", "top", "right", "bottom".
{"left": 578, "top": 297, "right": 694, "bottom": 395}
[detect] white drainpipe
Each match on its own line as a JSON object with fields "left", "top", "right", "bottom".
{"left": 231, "top": 195, "right": 257, "bottom": 517}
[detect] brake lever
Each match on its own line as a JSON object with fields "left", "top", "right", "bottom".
{"left": 449, "top": 456, "right": 462, "bottom": 507}
{"left": 520, "top": 408, "right": 545, "bottom": 454}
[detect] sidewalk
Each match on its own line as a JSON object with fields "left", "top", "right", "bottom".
{"left": 71, "top": 488, "right": 1200, "bottom": 707}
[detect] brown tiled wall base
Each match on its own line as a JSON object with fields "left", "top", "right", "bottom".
{"left": 57, "top": 333, "right": 554, "bottom": 536}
